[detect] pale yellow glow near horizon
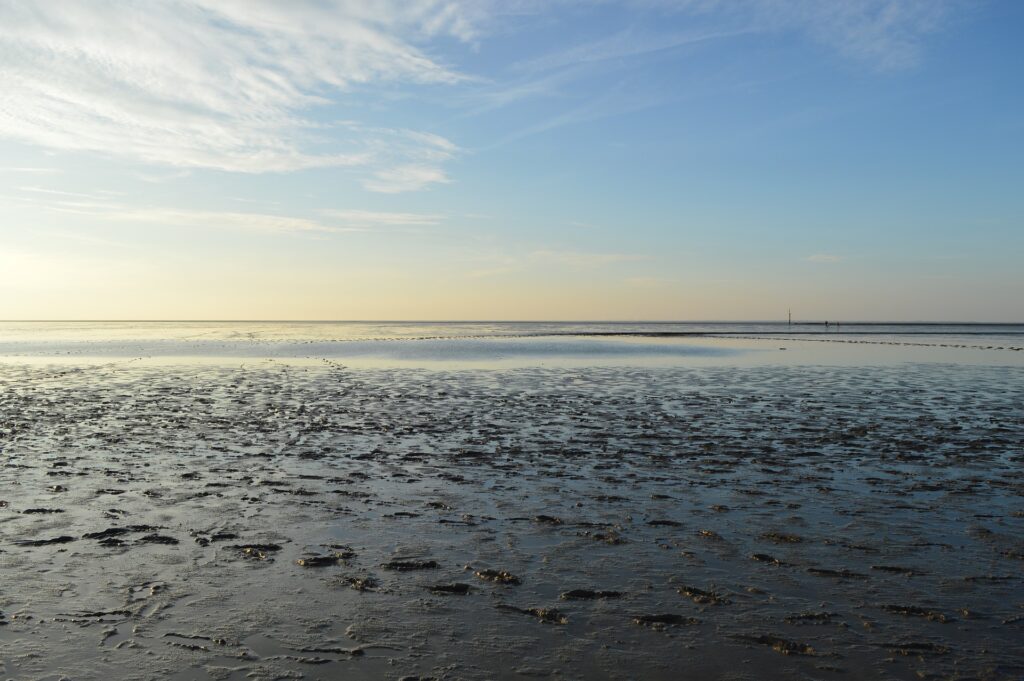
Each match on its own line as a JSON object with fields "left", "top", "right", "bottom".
{"left": 1, "top": 247, "right": 1018, "bottom": 322}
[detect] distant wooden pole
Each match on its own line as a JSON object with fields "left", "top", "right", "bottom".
{"left": 788, "top": 309, "right": 791, "bottom": 326}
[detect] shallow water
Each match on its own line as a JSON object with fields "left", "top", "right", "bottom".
{"left": 0, "top": 321, "right": 1021, "bottom": 369}
{"left": 0, "top": 325, "right": 1022, "bottom": 680}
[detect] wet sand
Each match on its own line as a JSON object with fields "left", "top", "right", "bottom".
{"left": 1, "top": 334, "right": 1023, "bottom": 680}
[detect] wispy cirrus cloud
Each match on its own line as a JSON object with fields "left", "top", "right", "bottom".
{"left": 106, "top": 208, "right": 345, "bottom": 235}
{"left": 10, "top": 189, "right": 343, "bottom": 235}
{"left": 461, "top": 0, "right": 964, "bottom": 148}
{"left": 322, "top": 209, "right": 442, "bottom": 229}
{"left": 0, "top": 0, "right": 970, "bottom": 192}
{"left": 0, "top": 1, "right": 467, "bottom": 186}
{"left": 767, "top": 0, "right": 959, "bottom": 70}
{"left": 18, "top": 186, "right": 100, "bottom": 199}
{"left": 0, "top": 166, "right": 62, "bottom": 174}
{"left": 444, "top": 1, "right": 943, "bottom": 79}
{"left": 513, "top": 26, "right": 753, "bottom": 74}
{"left": 613, "top": 0, "right": 960, "bottom": 70}
{"left": 11, "top": 186, "right": 453, "bottom": 235}
{"left": 341, "top": 124, "right": 459, "bottom": 192}
{"left": 488, "top": 0, "right": 962, "bottom": 108}
{"left": 363, "top": 165, "right": 453, "bottom": 193}
{"left": 11, "top": 186, "right": 451, "bottom": 236}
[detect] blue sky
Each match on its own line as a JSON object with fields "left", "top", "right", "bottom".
{"left": 0, "top": 0, "right": 1021, "bottom": 320}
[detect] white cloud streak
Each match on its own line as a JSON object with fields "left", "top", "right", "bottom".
{"left": 0, "top": 0, "right": 466, "bottom": 185}
{"left": 770, "top": 0, "right": 958, "bottom": 70}
{"left": 10, "top": 189, "right": 452, "bottom": 238}
{"left": 10, "top": 187, "right": 448, "bottom": 235}
{"left": 363, "top": 165, "right": 453, "bottom": 193}
{"left": 322, "top": 209, "right": 442, "bottom": 228}
{"left": 0, "top": 0, "right": 966, "bottom": 191}
{"left": 8, "top": 189, "right": 344, "bottom": 235}
{"left": 462, "top": 0, "right": 963, "bottom": 146}
{"left": 638, "top": 0, "right": 959, "bottom": 70}
{"left": 106, "top": 208, "right": 343, "bottom": 235}
{"left": 0, "top": 166, "right": 62, "bottom": 174}
{"left": 514, "top": 27, "right": 754, "bottom": 74}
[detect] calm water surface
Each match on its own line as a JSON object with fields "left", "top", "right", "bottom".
{"left": 0, "top": 321, "right": 1021, "bottom": 367}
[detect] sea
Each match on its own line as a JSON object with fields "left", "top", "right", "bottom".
{"left": 0, "top": 320, "right": 1021, "bottom": 367}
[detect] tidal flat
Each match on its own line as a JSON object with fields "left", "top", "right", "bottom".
{"left": 1, "top": 329, "right": 1023, "bottom": 680}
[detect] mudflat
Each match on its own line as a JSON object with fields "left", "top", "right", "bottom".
{"left": 1, "top": 346, "right": 1023, "bottom": 680}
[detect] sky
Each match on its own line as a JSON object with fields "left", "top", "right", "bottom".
{"left": 0, "top": 0, "right": 1022, "bottom": 321}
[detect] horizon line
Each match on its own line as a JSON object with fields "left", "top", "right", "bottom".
{"left": 1, "top": 319, "right": 1022, "bottom": 325}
